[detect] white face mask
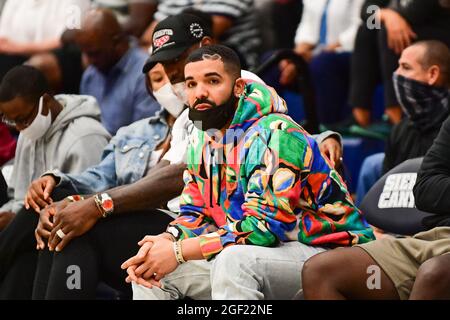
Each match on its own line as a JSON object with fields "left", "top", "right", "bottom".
{"left": 171, "top": 82, "right": 188, "bottom": 105}
{"left": 21, "top": 96, "right": 52, "bottom": 141}
{"left": 153, "top": 83, "right": 185, "bottom": 118}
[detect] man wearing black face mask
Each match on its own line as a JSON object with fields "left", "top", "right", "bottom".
{"left": 356, "top": 40, "right": 450, "bottom": 206}
{"left": 302, "top": 40, "right": 450, "bottom": 300}
{"left": 187, "top": 85, "right": 238, "bottom": 132}
{"left": 126, "top": 44, "right": 374, "bottom": 300}
{"left": 385, "top": 40, "right": 450, "bottom": 171}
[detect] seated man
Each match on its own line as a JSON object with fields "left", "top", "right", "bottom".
{"left": 123, "top": 44, "right": 374, "bottom": 300}
{"left": 302, "top": 110, "right": 450, "bottom": 299}
{"left": 0, "top": 65, "right": 110, "bottom": 298}
{"left": 77, "top": 8, "right": 160, "bottom": 135}
{"left": 0, "top": 66, "right": 110, "bottom": 229}
{"left": 355, "top": 40, "right": 450, "bottom": 206}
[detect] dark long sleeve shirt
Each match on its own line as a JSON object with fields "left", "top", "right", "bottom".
{"left": 414, "top": 116, "right": 450, "bottom": 226}
{"left": 382, "top": 119, "right": 441, "bottom": 174}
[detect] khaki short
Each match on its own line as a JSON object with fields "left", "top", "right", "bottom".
{"left": 357, "top": 226, "right": 450, "bottom": 300}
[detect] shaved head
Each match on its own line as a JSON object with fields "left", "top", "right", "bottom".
{"left": 77, "top": 9, "right": 128, "bottom": 72}
{"left": 412, "top": 40, "right": 450, "bottom": 86}
{"left": 81, "top": 8, "right": 123, "bottom": 41}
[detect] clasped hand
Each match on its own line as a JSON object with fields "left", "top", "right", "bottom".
{"left": 35, "top": 198, "right": 100, "bottom": 252}
{"left": 121, "top": 235, "right": 179, "bottom": 289}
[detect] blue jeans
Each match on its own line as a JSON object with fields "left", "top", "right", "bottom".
{"left": 356, "top": 152, "right": 385, "bottom": 206}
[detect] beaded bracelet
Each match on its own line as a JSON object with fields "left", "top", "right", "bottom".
{"left": 65, "top": 195, "right": 85, "bottom": 202}
{"left": 173, "top": 240, "right": 186, "bottom": 264}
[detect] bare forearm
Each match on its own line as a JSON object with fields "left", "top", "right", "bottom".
{"left": 109, "top": 161, "right": 186, "bottom": 214}
{"left": 181, "top": 237, "right": 203, "bottom": 261}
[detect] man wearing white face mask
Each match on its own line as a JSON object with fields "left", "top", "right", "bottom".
{"left": 0, "top": 65, "right": 110, "bottom": 298}
{"left": 0, "top": 66, "right": 110, "bottom": 231}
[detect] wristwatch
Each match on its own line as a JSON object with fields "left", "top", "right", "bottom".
{"left": 93, "top": 193, "right": 114, "bottom": 218}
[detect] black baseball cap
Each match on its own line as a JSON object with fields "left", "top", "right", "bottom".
{"left": 142, "top": 13, "right": 212, "bottom": 73}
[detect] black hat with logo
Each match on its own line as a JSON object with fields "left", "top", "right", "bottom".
{"left": 142, "top": 13, "right": 212, "bottom": 73}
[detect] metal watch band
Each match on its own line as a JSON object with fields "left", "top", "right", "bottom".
{"left": 93, "top": 193, "right": 114, "bottom": 218}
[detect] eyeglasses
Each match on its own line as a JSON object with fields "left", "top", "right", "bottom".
{"left": 1, "top": 105, "right": 37, "bottom": 128}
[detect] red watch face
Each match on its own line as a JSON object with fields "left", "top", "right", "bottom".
{"left": 103, "top": 199, "right": 114, "bottom": 211}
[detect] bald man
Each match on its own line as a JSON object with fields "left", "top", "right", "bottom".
{"left": 77, "top": 9, "right": 160, "bottom": 135}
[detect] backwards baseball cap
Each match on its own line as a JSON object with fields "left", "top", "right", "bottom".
{"left": 142, "top": 13, "right": 212, "bottom": 73}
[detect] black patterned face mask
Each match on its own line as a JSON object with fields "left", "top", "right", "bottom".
{"left": 393, "top": 73, "right": 450, "bottom": 132}
{"left": 188, "top": 87, "right": 238, "bottom": 131}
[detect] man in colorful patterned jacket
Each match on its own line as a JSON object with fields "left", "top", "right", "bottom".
{"left": 123, "top": 44, "right": 375, "bottom": 300}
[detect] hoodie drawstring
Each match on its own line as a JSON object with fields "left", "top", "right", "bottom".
{"left": 209, "top": 137, "right": 224, "bottom": 208}
{"left": 210, "top": 148, "right": 214, "bottom": 208}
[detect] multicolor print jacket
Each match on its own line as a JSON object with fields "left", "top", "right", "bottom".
{"left": 167, "top": 81, "right": 374, "bottom": 260}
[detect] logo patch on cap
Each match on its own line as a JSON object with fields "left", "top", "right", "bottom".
{"left": 154, "top": 35, "right": 170, "bottom": 49}
{"left": 190, "top": 23, "right": 203, "bottom": 39}
{"left": 153, "top": 29, "right": 174, "bottom": 49}
{"left": 153, "top": 29, "right": 173, "bottom": 40}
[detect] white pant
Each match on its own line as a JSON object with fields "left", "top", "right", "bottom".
{"left": 132, "top": 242, "right": 326, "bottom": 300}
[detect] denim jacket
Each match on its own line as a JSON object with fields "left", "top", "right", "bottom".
{"left": 49, "top": 108, "right": 170, "bottom": 195}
